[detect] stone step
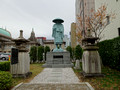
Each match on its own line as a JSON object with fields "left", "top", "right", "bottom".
{"left": 52, "top": 64, "right": 74, "bottom": 68}
{"left": 13, "top": 83, "right": 94, "bottom": 90}
{"left": 42, "top": 64, "right": 74, "bottom": 68}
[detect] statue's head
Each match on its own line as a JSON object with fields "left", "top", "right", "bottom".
{"left": 53, "top": 18, "right": 64, "bottom": 24}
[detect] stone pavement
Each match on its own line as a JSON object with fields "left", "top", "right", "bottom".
{"left": 30, "top": 68, "right": 80, "bottom": 84}
{"left": 13, "top": 68, "right": 94, "bottom": 90}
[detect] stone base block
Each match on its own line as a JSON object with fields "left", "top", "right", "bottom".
{"left": 82, "top": 50, "right": 101, "bottom": 74}
{"left": 81, "top": 71, "right": 104, "bottom": 77}
{"left": 12, "top": 72, "right": 32, "bottom": 78}
{"left": 42, "top": 52, "right": 73, "bottom": 68}
{"left": 42, "top": 64, "right": 74, "bottom": 68}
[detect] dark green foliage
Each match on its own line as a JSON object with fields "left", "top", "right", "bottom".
{"left": 0, "top": 71, "right": 12, "bottom": 90}
{"left": 29, "top": 46, "right": 37, "bottom": 62}
{"left": 0, "top": 61, "right": 10, "bottom": 71}
{"left": 98, "top": 37, "right": 120, "bottom": 71}
{"left": 66, "top": 46, "right": 73, "bottom": 59}
{"left": 38, "top": 46, "right": 44, "bottom": 61}
{"left": 75, "top": 45, "right": 83, "bottom": 60}
{"left": 44, "top": 46, "right": 50, "bottom": 60}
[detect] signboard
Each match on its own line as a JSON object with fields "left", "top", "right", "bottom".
{"left": 53, "top": 55, "right": 63, "bottom": 59}
{"left": 11, "top": 48, "right": 18, "bottom": 64}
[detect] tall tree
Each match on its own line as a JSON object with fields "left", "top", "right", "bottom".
{"left": 29, "top": 46, "right": 37, "bottom": 63}
{"left": 76, "top": 4, "right": 115, "bottom": 43}
{"left": 38, "top": 46, "right": 44, "bottom": 61}
{"left": 66, "top": 46, "right": 73, "bottom": 59}
{"left": 75, "top": 45, "right": 83, "bottom": 60}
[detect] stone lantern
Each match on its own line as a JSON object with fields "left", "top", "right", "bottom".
{"left": 10, "top": 30, "right": 31, "bottom": 78}
{"left": 81, "top": 29, "right": 104, "bottom": 77}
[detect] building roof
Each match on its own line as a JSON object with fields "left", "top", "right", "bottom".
{"left": 44, "top": 39, "right": 66, "bottom": 44}
{"left": 0, "top": 28, "right": 11, "bottom": 37}
{"left": 36, "top": 37, "right": 46, "bottom": 40}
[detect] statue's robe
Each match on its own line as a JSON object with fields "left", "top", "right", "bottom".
{"left": 52, "top": 23, "right": 64, "bottom": 44}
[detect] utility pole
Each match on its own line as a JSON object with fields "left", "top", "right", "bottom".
{"left": 82, "top": 0, "right": 85, "bottom": 38}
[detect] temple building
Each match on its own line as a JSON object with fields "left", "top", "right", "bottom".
{"left": 36, "top": 37, "right": 46, "bottom": 46}
{"left": 27, "top": 29, "right": 40, "bottom": 50}
{"left": 0, "top": 28, "right": 13, "bottom": 53}
{"left": 0, "top": 28, "right": 39, "bottom": 53}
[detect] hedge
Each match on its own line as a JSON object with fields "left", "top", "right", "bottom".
{"left": 0, "top": 71, "right": 12, "bottom": 90}
{"left": 75, "top": 45, "right": 83, "bottom": 60}
{"left": 0, "top": 61, "right": 10, "bottom": 71}
{"left": 98, "top": 37, "right": 120, "bottom": 71}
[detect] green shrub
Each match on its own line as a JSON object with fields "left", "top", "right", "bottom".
{"left": 0, "top": 71, "right": 12, "bottom": 90}
{"left": 38, "top": 46, "right": 44, "bottom": 61}
{"left": 0, "top": 61, "right": 10, "bottom": 71}
{"left": 75, "top": 45, "right": 83, "bottom": 60}
{"left": 29, "top": 46, "right": 37, "bottom": 62}
{"left": 98, "top": 37, "right": 120, "bottom": 71}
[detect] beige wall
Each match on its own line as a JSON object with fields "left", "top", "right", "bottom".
{"left": 76, "top": 0, "right": 95, "bottom": 27}
{"left": 71, "top": 23, "right": 77, "bottom": 48}
{"left": 95, "top": 0, "right": 120, "bottom": 40}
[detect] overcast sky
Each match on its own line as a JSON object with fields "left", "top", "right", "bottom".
{"left": 0, "top": 0, "right": 75, "bottom": 39}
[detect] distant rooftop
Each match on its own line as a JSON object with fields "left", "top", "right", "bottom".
{"left": 0, "top": 28, "right": 11, "bottom": 37}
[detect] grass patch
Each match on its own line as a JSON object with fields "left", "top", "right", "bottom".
{"left": 73, "top": 66, "right": 120, "bottom": 90}
{"left": 12, "top": 63, "right": 44, "bottom": 87}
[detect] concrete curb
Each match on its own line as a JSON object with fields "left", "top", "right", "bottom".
{"left": 13, "top": 82, "right": 94, "bottom": 90}
{"left": 11, "top": 82, "right": 23, "bottom": 90}
{"left": 85, "top": 82, "right": 94, "bottom": 90}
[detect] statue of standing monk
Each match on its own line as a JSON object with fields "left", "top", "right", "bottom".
{"left": 52, "top": 18, "right": 64, "bottom": 52}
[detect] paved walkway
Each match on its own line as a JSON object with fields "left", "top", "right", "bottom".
{"left": 30, "top": 68, "right": 80, "bottom": 84}
{"left": 13, "top": 68, "right": 94, "bottom": 90}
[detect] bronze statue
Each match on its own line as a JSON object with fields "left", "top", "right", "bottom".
{"left": 52, "top": 18, "right": 64, "bottom": 52}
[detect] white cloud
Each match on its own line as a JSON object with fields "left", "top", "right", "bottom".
{"left": 0, "top": 0, "right": 75, "bottom": 39}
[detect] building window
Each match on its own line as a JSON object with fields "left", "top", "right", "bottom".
{"left": 118, "top": 28, "right": 120, "bottom": 36}
{"left": 106, "top": 15, "right": 110, "bottom": 25}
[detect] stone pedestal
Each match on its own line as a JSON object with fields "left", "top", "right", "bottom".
{"left": 42, "top": 52, "right": 74, "bottom": 68}
{"left": 74, "top": 60, "right": 81, "bottom": 69}
{"left": 82, "top": 45, "right": 104, "bottom": 77}
{"left": 10, "top": 50, "right": 31, "bottom": 78}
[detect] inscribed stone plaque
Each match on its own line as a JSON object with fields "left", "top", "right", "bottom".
{"left": 11, "top": 48, "right": 18, "bottom": 64}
